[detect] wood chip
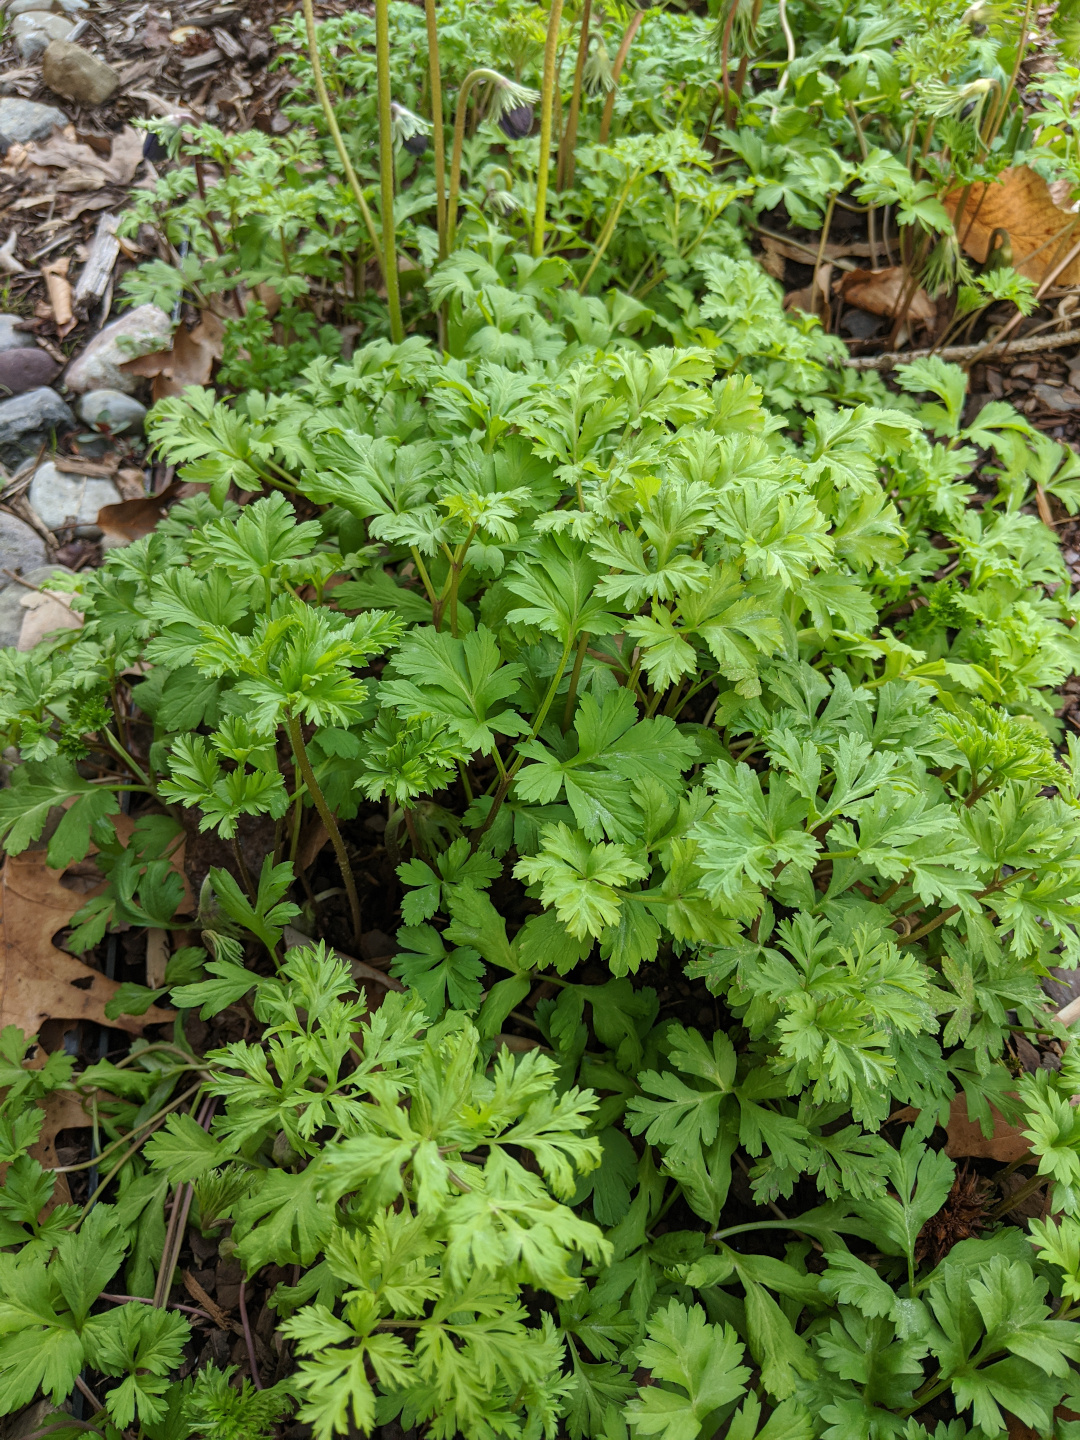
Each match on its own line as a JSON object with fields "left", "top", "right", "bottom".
{"left": 73, "top": 211, "right": 119, "bottom": 318}
{"left": 38, "top": 255, "right": 71, "bottom": 327}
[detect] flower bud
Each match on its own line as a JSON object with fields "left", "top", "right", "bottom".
{"left": 498, "top": 103, "right": 534, "bottom": 139}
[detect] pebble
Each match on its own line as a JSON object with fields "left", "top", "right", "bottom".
{"left": 77, "top": 388, "right": 147, "bottom": 434}
{"left": 13, "top": 10, "right": 73, "bottom": 59}
{"left": 0, "top": 386, "right": 73, "bottom": 465}
{"left": 0, "top": 563, "right": 73, "bottom": 648}
{"left": 1033, "top": 382, "right": 1079, "bottom": 413}
{"left": 0, "top": 512, "right": 47, "bottom": 595}
{"left": 64, "top": 304, "right": 172, "bottom": 394}
{"left": 42, "top": 38, "right": 119, "bottom": 105}
{"left": 0, "top": 96, "right": 67, "bottom": 143}
{"left": 0, "top": 315, "right": 37, "bottom": 353}
{"left": 0, "top": 346, "right": 59, "bottom": 397}
{"left": 29, "top": 459, "right": 121, "bottom": 535}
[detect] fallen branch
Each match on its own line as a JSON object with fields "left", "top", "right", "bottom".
{"left": 844, "top": 324, "right": 1080, "bottom": 371}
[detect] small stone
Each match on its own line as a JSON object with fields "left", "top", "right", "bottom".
{"left": 41, "top": 38, "right": 119, "bottom": 106}
{"left": 841, "top": 309, "right": 882, "bottom": 340}
{"left": 13, "top": 10, "right": 73, "bottom": 60}
{"left": 29, "top": 459, "right": 121, "bottom": 534}
{"left": 0, "top": 346, "right": 59, "bottom": 396}
{"left": 1033, "top": 382, "right": 1078, "bottom": 413}
{"left": 7, "top": 0, "right": 59, "bottom": 15}
{"left": 0, "top": 387, "right": 73, "bottom": 465}
{"left": 64, "top": 304, "right": 172, "bottom": 394}
{"left": 0, "top": 512, "right": 47, "bottom": 594}
{"left": 985, "top": 368, "right": 1004, "bottom": 399}
{"left": 0, "top": 315, "right": 37, "bottom": 353}
{"left": 1011, "top": 360, "right": 1040, "bottom": 381}
{"left": 0, "top": 563, "right": 74, "bottom": 648}
{"left": 77, "top": 388, "right": 147, "bottom": 434}
{"left": 0, "top": 96, "right": 67, "bottom": 143}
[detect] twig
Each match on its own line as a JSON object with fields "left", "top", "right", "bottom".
{"left": 74, "top": 1376, "right": 102, "bottom": 1412}
{"left": 844, "top": 323, "right": 1080, "bottom": 371}
{"left": 238, "top": 1277, "right": 264, "bottom": 1390}
{"left": 99, "top": 1292, "right": 213, "bottom": 1320}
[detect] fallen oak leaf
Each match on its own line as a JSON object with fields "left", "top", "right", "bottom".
{"left": 0, "top": 849, "right": 175, "bottom": 1037}
{"left": 944, "top": 1092, "right": 1028, "bottom": 1163}
{"left": 835, "top": 265, "right": 935, "bottom": 323}
{"left": 947, "top": 166, "right": 1080, "bottom": 285}
{"left": 97, "top": 480, "right": 182, "bottom": 545}
{"left": 121, "top": 311, "right": 224, "bottom": 400}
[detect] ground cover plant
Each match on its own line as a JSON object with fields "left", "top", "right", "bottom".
{"left": 9, "top": 0, "right": 1080, "bottom": 1437}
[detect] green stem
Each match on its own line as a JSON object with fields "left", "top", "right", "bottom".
{"left": 562, "top": 631, "right": 590, "bottom": 730}
{"left": 447, "top": 69, "right": 506, "bottom": 254}
{"left": 101, "top": 726, "right": 151, "bottom": 789}
{"left": 287, "top": 713, "right": 363, "bottom": 947}
{"left": 300, "top": 0, "right": 385, "bottom": 292}
{"left": 374, "top": 0, "right": 404, "bottom": 344}
{"left": 470, "top": 637, "right": 574, "bottom": 849}
{"left": 985, "top": 0, "right": 1033, "bottom": 145}
{"left": 599, "top": 10, "right": 643, "bottom": 143}
{"left": 557, "top": 0, "right": 591, "bottom": 190}
{"left": 533, "top": 0, "right": 565, "bottom": 257}
{"left": 578, "top": 171, "right": 637, "bottom": 291}
{"left": 424, "top": 0, "right": 447, "bottom": 260}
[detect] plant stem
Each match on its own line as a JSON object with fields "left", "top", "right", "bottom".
{"left": 533, "top": 0, "right": 565, "bottom": 257}
{"left": 578, "top": 171, "right": 637, "bottom": 291}
{"left": 719, "top": 0, "right": 738, "bottom": 127}
{"left": 985, "top": 0, "right": 1033, "bottom": 145}
{"left": 287, "top": 713, "right": 363, "bottom": 947}
{"left": 599, "top": 10, "right": 643, "bottom": 143}
{"left": 374, "top": 0, "right": 404, "bottom": 344}
{"left": 424, "top": 0, "right": 447, "bottom": 259}
{"left": 812, "top": 190, "right": 837, "bottom": 322}
{"left": 562, "top": 631, "right": 590, "bottom": 730}
{"left": 447, "top": 68, "right": 504, "bottom": 253}
{"left": 300, "top": 0, "right": 386, "bottom": 297}
{"left": 238, "top": 1277, "right": 264, "bottom": 1389}
{"left": 470, "top": 638, "right": 574, "bottom": 849}
{"left": 557, "top": 0, "right": 591, "bottom": 190}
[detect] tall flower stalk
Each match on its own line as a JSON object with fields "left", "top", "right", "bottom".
{"left": 424, "top": 0, "right": 448, "bottom": 259}
{"left": 599, "top": 9, "right": 643, "bottom": 143}
{"left": 557, "top": 0, "right": 591, "bottom": 190}
{"left": 300, "top": 0, "right": 386, "bottom": 296}
{"left": 374, "top": 0, "right": 404, "bottom": 343}
{"left": 446, "top": 70, "right": 539, "bottom": 254}
{"left": 532, "top": 0, "right": 565, "bottom": 257}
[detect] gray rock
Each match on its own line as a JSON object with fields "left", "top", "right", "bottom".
{"left": 0, "top": 387, "right": 73, "bottom": 465}
{"left": 1033, "top": 382, "right": 1079, "bottom": 413}
{"left": 77, "top": 388, "right": 147, "bottom": 434}
{"left": 6, "top": 0, "right": 60, "bottom": 14}
{"left": 29, "top": 459, "right": 121, "bottom": 534}
{"left": 13, "top": 10, "right": 74, "bottom": 60}
{"left": 0, "top": 563, "right": 72, "bottom": 648}
{"left": 0, "top": 95, "right": 68, "bottom": 143}
{"left": 0, "top": 511, "right": 47, "bottom": 595}
{"left": 64, "top": 304, "right": 171, "bottom": 394}
{"left": 41, "top": 38, "right": 119, "bottom": 105}
{"left": 0, "top": 347, "right": 60, "bottom": 395}
{"left": 0, "top": 314, "right": 38, "bottom": 353}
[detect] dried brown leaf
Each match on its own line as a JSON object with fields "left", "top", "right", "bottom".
{"left": 0, "top": 850, "right": 175, "bottom": 1036}
{"left": 944, "top": 1092, "right": 1029, "bottom": 1162}
{"left": 835, "top": 265, "right": 935, "bottom": 322}
{"left": 947, "top": 166, "right": 1080, "bottom": 284}
{"left": 97, "top": 481, "right": 181, "bottom": 545}
{"left": 121, "top": 311, "right": 224, "bottom": 399}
